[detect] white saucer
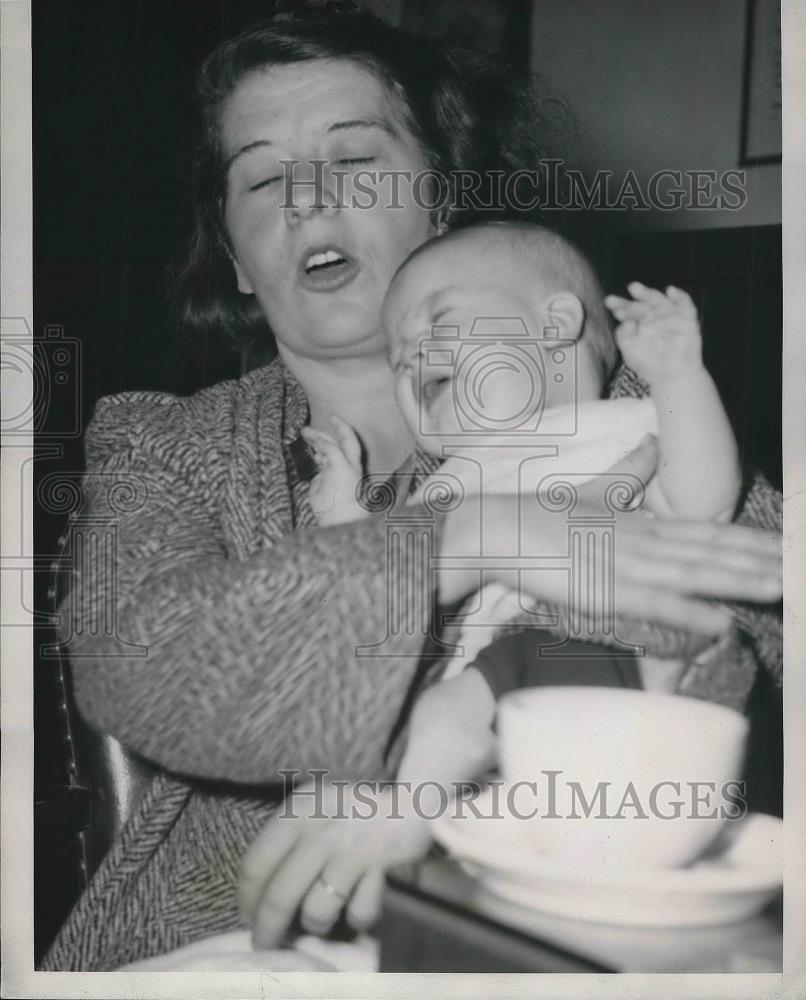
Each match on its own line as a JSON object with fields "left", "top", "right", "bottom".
{"left": 431, "top": 790, "right": 782, "bottom": 928}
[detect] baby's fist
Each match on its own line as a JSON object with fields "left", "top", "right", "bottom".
{"left": 302, "top": 416, "right": 366, "bottom": 525}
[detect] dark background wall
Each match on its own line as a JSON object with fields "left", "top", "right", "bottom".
{"left": 530, "top": 0, "right": 782, "bottom": 232}
{"left": 32, "top": 0, "right": 782, "bottom": 964}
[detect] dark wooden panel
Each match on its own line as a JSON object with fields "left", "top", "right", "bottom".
{"left": 575, "top": 225, "right": 782, "bottom": 488}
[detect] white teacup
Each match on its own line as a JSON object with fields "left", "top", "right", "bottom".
{"left": 496, "top": 687, "right": 749, "bottom": 869}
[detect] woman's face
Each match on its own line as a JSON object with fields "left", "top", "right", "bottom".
{"left": 222, "top": 58, "right": 437, "bottom": 362}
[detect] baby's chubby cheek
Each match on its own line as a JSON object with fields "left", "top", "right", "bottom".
{"left": 455, "top": 362, "right": 543, "bottom": 434}
{"left": 426, "top": 390, "right": 463, "bottom": 441}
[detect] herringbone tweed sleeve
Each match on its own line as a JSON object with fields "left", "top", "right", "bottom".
{"left": 63, "top": 366, "right": 441, "bottom": 783}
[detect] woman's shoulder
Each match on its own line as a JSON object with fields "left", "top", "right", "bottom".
{"left": 605, "top": 364, "right": 650, "bottom": 400}
{"left": 84, "top": 361, "right": 286, "bottom": 464}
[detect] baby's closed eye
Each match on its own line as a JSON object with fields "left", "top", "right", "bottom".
{"left": 421, "top": 375, "right": 451, "bottom": 404}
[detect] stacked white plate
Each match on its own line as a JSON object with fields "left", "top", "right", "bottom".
{"left": 432, "top": 788, "right": 783, "bottom": 928}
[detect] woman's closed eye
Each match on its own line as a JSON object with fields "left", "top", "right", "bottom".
{"left": 249, "top": 174, "right": 284, "bottom": 192}
{"left": 335, "top": 155, "right": 376, "bottom": 167}
{"left": 247, "top": 156, "right": 375, "bottom": 192}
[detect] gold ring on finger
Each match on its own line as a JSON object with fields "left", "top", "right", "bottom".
{"left": 316, "top": 876, "right": 348, "bottom": 902}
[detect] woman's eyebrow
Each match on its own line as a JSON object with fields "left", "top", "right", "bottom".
{"left": 225, "top": 140, "right": 273, "bottom": 173}
{"left": 225, "top": 119, "right": 397, "bottom": 173}
{"left": 327, "top": 117, "right": 399, "bottom": 139}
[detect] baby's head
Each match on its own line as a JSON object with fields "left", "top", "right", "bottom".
{"left": 383, "top": 222, "right": 617, "bottom": 454}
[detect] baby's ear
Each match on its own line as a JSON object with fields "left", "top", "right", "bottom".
{"left": 543, "top": 292, "right": 585, "bottom": 341}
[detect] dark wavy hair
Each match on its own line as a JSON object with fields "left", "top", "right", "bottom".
{"left": 172, "top": 0, "right": 573, "bottom": 350}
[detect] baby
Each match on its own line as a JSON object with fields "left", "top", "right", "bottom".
{"left": 306, "top": 222, "right": 738, "bottom": 525}
{"left": 301, "top": 221, "right": 742, "bottom": 823}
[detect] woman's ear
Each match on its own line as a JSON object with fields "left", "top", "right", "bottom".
{"left": 543, "top": 292, "right": 585, "bottom": 341}
{"left": 219, "top": 227, "right": 255, "bottom": 295}
{"left": 231, "top": 257, "right": 254, "bottom": 295}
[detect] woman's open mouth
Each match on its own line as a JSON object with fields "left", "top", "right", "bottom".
{"left": 297, "top": 244, "right": 360, "bottom": 293}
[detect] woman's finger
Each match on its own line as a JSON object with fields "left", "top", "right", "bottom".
{"left": 691, "top": 519, "right": 782, "bottom": 558}
{"left": 238, "top": 814, "right": 306, "bottom": 926}
{"left": 298, "top": 852, "right": 370, "bottom": 935}
{"left": 618, "top": 521, "right": 782, "bottom": 577}
{"left": 614, "top": 528, "right": 782, "bottom": 601}
{"left": 239, "top": 779, "right": 341, "bottom": 924}
{"left": 621, "top": 513, "right": 783, "bottom": 561}
{"left": 251, "top": 825, "right": 341, "bottom": 949}
{"left": 517, "top": 565, "right": 732, "bottom": 635}
{"left": 346, "top": 867, "right": 385, "bottom": 930}
{"left": 515, "top": 508, "right": 781, "bottom": 621}
{"left": 633, "top": 553, "right": 780, "bottom": 603}
{"left": 613, "top": 582, "right": 733, "bottom": 634}
{"left": 626, "top": 537, "right": 781, "bottom": 592}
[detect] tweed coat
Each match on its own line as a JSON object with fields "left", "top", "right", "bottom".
{"left": 42, "top": 360, "right": 782, "bottom": 970}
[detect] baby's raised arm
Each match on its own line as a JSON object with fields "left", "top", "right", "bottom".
{"left": 605, "top": 282, "right": 740, "bottom": 521}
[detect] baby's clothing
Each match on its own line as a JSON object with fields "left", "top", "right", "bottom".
{"left": 425, "top": 396, "right": 661, "bottom": 505}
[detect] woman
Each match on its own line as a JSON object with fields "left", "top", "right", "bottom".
{"left": 43, "top": 4, "right": 782, "bottom": 970}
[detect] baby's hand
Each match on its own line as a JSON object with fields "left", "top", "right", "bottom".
{"left": 301, "top": 416, "right": 366, "bottom": 526}
{"left": 604, "top": 282, "right": 702, "bottom": 386}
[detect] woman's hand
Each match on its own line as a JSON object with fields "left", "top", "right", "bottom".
{"left": 239, "top": 779, "right": 433, "bottom": 949}
{"left": 438, "top": 435, "right": 782, "bottom": 631}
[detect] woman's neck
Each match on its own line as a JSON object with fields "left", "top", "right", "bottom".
{"left": 279, "top": 347, "right": 415, "bottom": 476}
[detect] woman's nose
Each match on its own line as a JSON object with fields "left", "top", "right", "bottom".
{"left": 284, "top": 159, "right": 339, "bottom": 225}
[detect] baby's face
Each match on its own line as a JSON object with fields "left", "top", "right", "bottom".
{"left": 383, "top": 241, "right": 582, "bottom": 452}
